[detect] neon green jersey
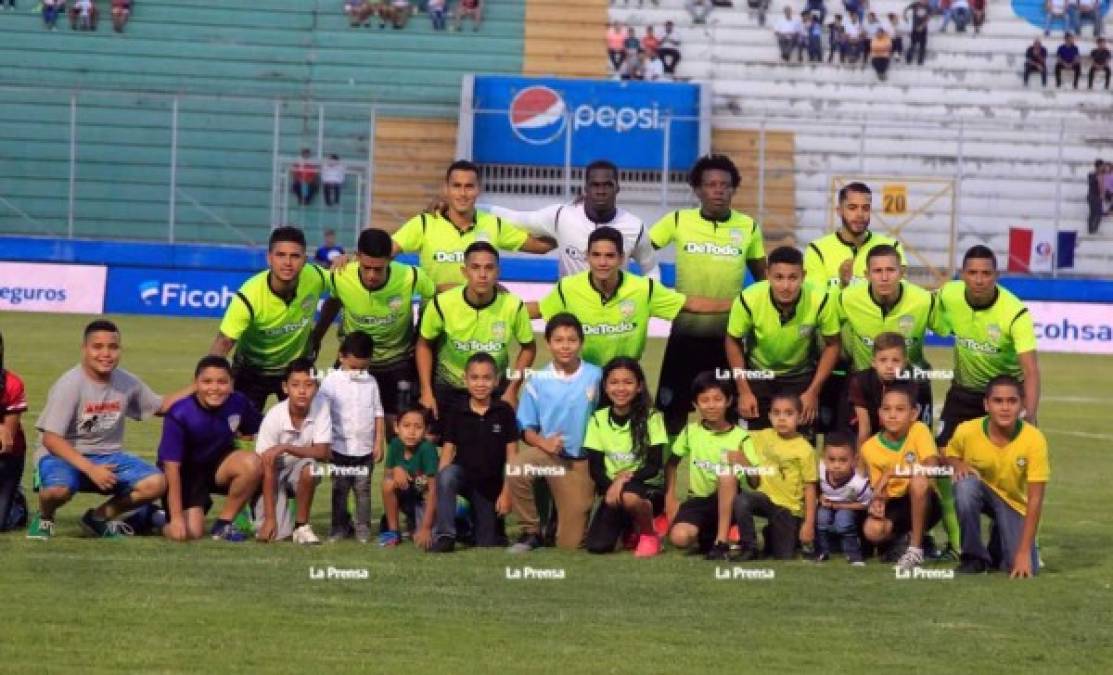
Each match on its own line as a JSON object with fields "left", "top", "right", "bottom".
{"left": 538, "top": 271, "right": 685, "bottom": 367}
{"left": 934, "top": 281, "right": 1036, "bottom": 390}
{"left": 392, "top": 210, "right": 529, "bottom": 288}
{"left": 726, "top": 280, "right": 841, "bottom": 377}
{"left": 583, "top": 408, "right": 668, "bottom": 480}
{"left": 804, "top": 231, "right": 905, "bottom": 289}
{"left": 219, "top": 265, "right": 327, "bottom": 375}
{"left": 837, "top": 280, "right": 941, "bottom": 371}
{"left": 418, "top": 286, "right": 534, "bottom": 389}
{"left": 649, "top": 208, "right": 764, "bottom": 336}
{"left": 326, "top": 260, "right": 436, "bottom": 368}
{"left": 672, "top": 422, "right": 755, "bottom": 498}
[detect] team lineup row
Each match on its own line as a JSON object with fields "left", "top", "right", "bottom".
{"left": 6, "top": 156, "right": 1046, "bottom": 577}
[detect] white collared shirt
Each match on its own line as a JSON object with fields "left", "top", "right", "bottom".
{"left": 255, "top": 396, "right": 333, "bottom": 454}
{"left": 317, "top": 369, "right": 383, "bottom": 457}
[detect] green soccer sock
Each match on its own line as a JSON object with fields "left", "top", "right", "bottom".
{"left": 936, "top": 478, "right": 961, "bottom": 551}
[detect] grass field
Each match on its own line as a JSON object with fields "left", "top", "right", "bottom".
{"left": 1, "top": 312, "right": 1112, "bottom": 674}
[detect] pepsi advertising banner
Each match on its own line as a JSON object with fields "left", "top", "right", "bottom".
{"left": 469, "top": 75, "right": 703, "bottom": 171}
{"left": 106, "top": 266, "right": 250, "bottom": 318}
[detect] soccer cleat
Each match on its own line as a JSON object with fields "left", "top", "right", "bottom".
{"left": 850, "top": 560, "right": 867, "bottom": 568}
{"left": 732, "top": 547, "right": 758, "bottom": 562}
{"left": 80, "top": 509, "right": 134, "bottom": 538}
{"left": 895, "top": 546, "right": 925, "bottom": 572}
{"left": 727, "top": 524, "right": 740, "bottom": 543}
{"left": 955, "top": 556, "right": 989, "bottom": 574}
{"left": 378, "top": 530, "right": 401, "bottom": 547}
{"left": 428, "top": 536, "right": 455, "bottom": 553}
{"left": 652, "top": 513, "right": 669, "bottom": 538}
{"left": 211, "top": 521, "right": 248, "bottom": 542}
{"left": 634, "top": 534, "right": 661, "bottom": 558}
{"left": 507, "top": 532, "right": 544, "bottom": 554}
{"left": 704, "top": 540, "right": 732, "bottom": 561}
{"left": 847, "top": 551, "right": 866, "bottom": 566}
{"left": 291, "top": 524, "right": 321, "bottom": 545}
{"left": 26, "top": 513, "right": 54, "bottom": 540}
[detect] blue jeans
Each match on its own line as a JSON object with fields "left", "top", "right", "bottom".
{"left": 954, "top": 477, "right": 1040, "bottom": 574}
{"left": 430, "top": 8, "right": 446, "bottom": 30}
{"left": 1045, "top": 11, "right": 1066, "bottom": 34}
{"left": 433, "top": 464, "right": 502, "bottom": 546}
{"left": 816, "top": 505, "right": 863, "bottom": 559}
{"left": 941, "top": 7, "right": 969, "bottom": 31}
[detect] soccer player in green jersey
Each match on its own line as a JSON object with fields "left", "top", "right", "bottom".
{"left": 416, "top": 242, "right": 536, "bottom": 423}
{"left": 210, "top": 226, "right": 327, "bottom": 412}
{"left": 310, "top": 228, "right": 435, "bottom": 425}
{"left": 650, "top": 154, "right": 767, "bottom": 436}
{"left": 803, "top": 182, "right": 906, "bottom": 290}
{"left": 724, "top": 246, "right": 841, "bottom": 436}
{"left": 391, "top": 160, "right": 556, "bottom": 290}
{"left": 529, "top": 226, "right": 734, "bottom": 368}
{"left": 934, "top": 246, "right": 1041, "bottom": 444}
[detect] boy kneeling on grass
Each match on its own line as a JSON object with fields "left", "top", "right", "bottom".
{"left": 254, "top": 359, "right": 331, "bottom": 544}
{"left": 945, "top": 375, "right": 1048, "bottom": 578}
{"left": 666, "top": 371, "right": 755, "bottom": 561}
{"left": 731, "top": 393, "right": 818, "bottom": 561}
{"left": 430, "top": 353, "right": 518, "bottom": 553}
{"left": 860, "top": 383, "right": 943, "bottom": 571}
{"left": 380, "top": 406, "right": 439, "bottom": 548}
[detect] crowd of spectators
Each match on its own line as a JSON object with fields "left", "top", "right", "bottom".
{"left": 345, "top": 0, "right": 482, "bottom": 31}
{"left": 35, "top": 0, "right": 132, "bottom": 32}
{"left": 607, "top": 20, "right": 683, "bottom": 80}
{"left": 1024, "top": 34, "right": 1108, "bottom": 88}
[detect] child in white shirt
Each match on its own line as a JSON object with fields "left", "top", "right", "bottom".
{"left": 816, "top": 433, "right": 872, "bottom": 565}
{"left": 318, "top": 333, "right": 384, "bottom": 543}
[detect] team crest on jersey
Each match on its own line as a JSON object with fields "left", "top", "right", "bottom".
{"left": 729, "top": 229, "right": 743, "bottom": 244}
{"left": 798, "top": 324, "right": 814, "bottom": 338}
{"left": 586, "top": 386, "right": 597, "bottom": 402}
{"left": 228, "top": 414, "right": 241, "bottom": 432}
{"left": 301, "top": 297, "right": 314, "bottom": 312}
{"left": 619, "top": 299, "right": 636, "bottom": 319}
{"left": 491, "top": 321, "right": 507, "bottom": 341}
{"left": 986, "top": 323, "right": 1002, "bottom": 343}
{"left": 898, "top": 314, "right": 915, "bottom": 336}
{"left": 1016, "top": 457, "right": 1027, "bottom": 468}
{"left": 387, "top": 295, "right": 404, "bottom": 312}
{"left": 904, "top": 451, "right": 916, "bottom": 465}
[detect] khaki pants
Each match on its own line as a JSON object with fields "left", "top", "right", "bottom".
{"left": 508, "top": 447, "right": 595, "bottom": 550}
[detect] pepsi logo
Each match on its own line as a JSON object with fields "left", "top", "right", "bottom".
{"left": 508, "top": 86, "right": 567, "bottom": 145}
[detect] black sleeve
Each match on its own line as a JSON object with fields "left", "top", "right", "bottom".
{"left": 501, "top": 406, "right": 519, "bottom": 446}
{"left": 630, "top": 443, "right": 665, "bottom": 484}
{"left": 586, "top": 448, "right": 611, "bottom": 493}
{"left": 441, "top": 410, "right": 457, "bottom": 446}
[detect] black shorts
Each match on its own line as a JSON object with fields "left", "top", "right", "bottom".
{"left": 656, "top": 333, "right": 730, "bottom": 435}
{"left": 369, "top": 359, "right": 418, "bottom": 417}
{"left": 232, "top": 365, "right": 286, "bottom": 413}
{"left": 818, "top": 369, "right": 852, "bottom": 434}
{"left": 674, "top": 494, "right": 724, "bottom": 551}
{"left": 174, "top": 456, "right": 230, "bottom": 511}
{"left": 882, "top": 489, "right": 942, "bottom": 538}
{"left": 745, "top": 372, "right": 815, "bottom": 432}
{"left": 937, "top": 384, "right": 985, "bottom": 446}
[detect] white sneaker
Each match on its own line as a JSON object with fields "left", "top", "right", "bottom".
{"left": 895, "top": 546, "right": 924, "bottom": 572}
{"left": 292, "top": 524, "right": 321, "bottom": 545}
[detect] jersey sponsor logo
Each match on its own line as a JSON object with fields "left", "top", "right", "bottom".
{"left": 684, "top": 242, "right": 742, "bottom": 256}
{"left": 263, "top": 318, "right": 310, "bottom": 337}
{"left": 583, "top": 321, "right": 636, "bottom": 336}
{"left": 508, "top": 86, "right": 568, "bottom": 145}
{"left": 451, "top": 338, "right": 505, "bottom": 353}
{"left": 228, "top": 414, "right": 241, "bottom": 432}
{"left": 956, "top": 336, "right": 1000, "bottom": 354}
{"left": 608, "top": 452, "right": 637, "bottom": 463}
{"left": 139, "top": 280, "right": 236, "bottom": 310}
{"left": 353, "top": 313, "right": 399, "bottom": 328}
{"left": 433, "top": 251, "right": 465, "bottom": 263}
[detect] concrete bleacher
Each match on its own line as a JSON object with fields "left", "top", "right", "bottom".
{"left": 0, "top": 0, "right": 525, "bottom": 245}
{"left": 611, "top": 0, "right": 1113, "bottom": 277}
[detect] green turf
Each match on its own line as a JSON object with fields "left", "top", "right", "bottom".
{"left": 1, "top": 312, "right": 1111, "bottom": 673}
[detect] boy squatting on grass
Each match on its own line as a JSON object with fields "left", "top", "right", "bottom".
{"left": 379, "top": 406, "right": 439, "bottom": 548}
{"left": 814, "top": 432, "right": 872, "bottom": 565}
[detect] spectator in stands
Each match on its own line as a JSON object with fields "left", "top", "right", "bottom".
{"left": 843, "top": 13, "right": 865, "bottom": 64}
{"left": 806, "top": 13, "right": 824, "bottom": 61}
{"left": 1024, "top": 37, "right": 1049, "bottom": 86}
{"left": 829, "top": 14, "right": 849, "bottom": 63}
{"left": 970, "top": 0, "right": 985, "bottom": 34}
{"left": 888, "top": 12, "right": 905, "bottom": 60}
{"left": 658, "top": 21, "right": 683, "bottom": 77}
{"left": 322, "top": 154, "right": 345, "bottom": 207}
{"left": 749, "top": 0, "right": 772, "bottom": 29}
{"left": 623, "top": 26, "right": 641, "bottom": 68}
{"left": 774, "top": 6, "right": 805, "bottom": 62}
{"left": 291, "top": 149, "right": 321, "bottom": 206}
{"left": 346, "top": 0, "right": 368, "bottom": 25}
{"left": 843, "top": 0, "right": 864, "bottom": 23}
{"left": 70, "top": 0, "right": 97, "bottom": 31}
{"left": 427, "top": 0, "right": 448, "bottom": 30}
{"left": 1055, "top": 32, "right": 1082, "bottom": 87}
{"left": 806, "top": 0, "right": 827, "bottom": 25}
{"left": 1045, "top": 0, "right": 1068, "bottom": 37}
{"left": 686, "top": 0, "right": 713, "bottom": 24}
{"left": 905, "top": 0, "right": 931, "bottom": 65}
{"left": 111, "top": 0, "right": 131, "bottom": 33}
{"left": 41, "top": 0, "right": 64, "bottom": 30}
{"left": 1091, "top": 36, "right": 1111, "bottom": 88}
{"left": 1104, "top": 161, "right": 1113, "bottom": 214}
{"left": 1088, "top": 160, "right": 1105, "bottom": 233}
{"left": 387, "top": 0, "right": 411, "bottom": 29}
{"left": 940, "top": 0, "right": 970, "bottom": 33}
{"left": 316, "top": 230, "right": 346, "bottom": 265}
{"left": 871, "top": 27, "right": 894, "bottom": 80}
{"left": 1075, "top": 0, "right": 1104, "bottom": 37}
{"left": 454, "top": 0, "right": 482, "bottom": 32}
{"left": 643, "top": 51, "right": 666, "bottom": 80}
{"left": 863, "top": 12, "right": 885, "bottom": 68}
{"left": 624, "top": 52, "right": 647, "bottom": 80}
{"left": 607, "top": 22, "right": 627, "bottom": 73}
{"left": 642, "top": 26, "right": 661, "bottom": 56}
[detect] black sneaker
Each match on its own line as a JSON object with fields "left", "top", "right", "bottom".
{"left": 813, "top": 551, "right": 830, "bottom": 563}
{"left": 704, "top": 541, "right": 731, "bottom": 561}
{"left": 955, "top": 556, "right": 989, "bottom": 574}
{"left": 429, "top": 536, "right": 456, "bottom": 553}
{"left": 731, "top": 547, "right": 758, "bottom": 562}
{"left": 507, "top": 532, "right": 543, "bottom": 554}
